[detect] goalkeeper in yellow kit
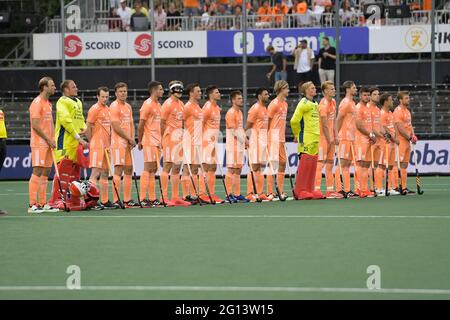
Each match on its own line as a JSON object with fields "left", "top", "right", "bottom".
{"left": 290, "top": 81, "right": 324, "bottom": 200}
{"left": 48, "top": 80, "right": 89, "bottom": 209}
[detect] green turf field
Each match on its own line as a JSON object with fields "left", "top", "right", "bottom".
{"left": 1, "top": 176, "right": 450, "bottom": 300}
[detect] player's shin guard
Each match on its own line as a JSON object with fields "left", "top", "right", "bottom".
{"left": 400, "top": 167, "right": 408, "bottom": 189}
{"left": 225, "top": 172, "right": 233, "bottom": 196}
{"left": 171, "top": 173, "right": 180, "bottom": 199}
{"left": 325, "top": 162, "right": 334, "bottom": 192}
{"left": 335, "top": 165, "right": 342, "bottom": 192}
{"left": 123, "top": 174, "right": 132, "bottom": 202}
{"left": 113, "top": 175, "right": 121, "bottom": 203}
{"left": 181, "top": 175, "right": 190, "bottom": 198}
{"left": 160, "top": 171, "right": 169, "bottom": 200}
{"left": 233, "top": 173, "right": 241, "bottom": 196}
{"left": 277, "top": 172, "right": 284, "bottom": 194}
{"left": 38, "top": 175, "right": 49, "bottom": 205}
{"left": 207, "top": 171, "right": 215, "bottom": 195}
{"left": 343, "top": 166, "right": 351, "bottom": 193}
{"left": 140, "top": 171, "right": 149, "bottom": 201}
{"left": 29, "top": 174, "right": 40, "bottom": 205}
{"left": 314, "top": 161, "right": 324, "bottom": 191}
{"left": 375, "top": 167, "right": 384, "bottom": 191}
{"left": 100, "top": 177, "right": 109, "bottom": 204}
{"left": 266, "top": 174, "right": 274, "bottom": 195}
{"left": 148, "top": 173, "right": 156, "bottom": 200}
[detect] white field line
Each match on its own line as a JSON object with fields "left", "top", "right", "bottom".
{"left": 2, "top": 215, "right": 450, "bottom": 219}
{"left": 0, "top": 285, "right": 450, "bottom": 295}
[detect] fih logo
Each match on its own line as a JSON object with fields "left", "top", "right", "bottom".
{"left": 233, "top": 32, "right": 254, "bottom": 55}
{"left": 64, "top": 35, "right": 83, "bottom": 57}
{"left": 135, "top": 34, "right": 152, "bottom": 56}
{"left": 405, "top": 26, "right": 428, "bottom": 51}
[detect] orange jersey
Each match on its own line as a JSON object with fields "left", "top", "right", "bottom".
{"left": 86, "top": 103, "right": 111, "bottom": 149}
{"left": 369, "top": 102, "right": 382, "bottom": 135}
{"left": 29, "top": 96, "right": 54, "bottom": 148}
{"left": 267, "top": 97, "right": 288, "bottom": 143}
{"left": 393, "top": 105, "right": 413, "bottom": 142}
{"left": 202, "top": 101, "right": 221, "bottom": 142}
{"left": 161, "top": 96, "right": 184, "bottom": 140}
{"left": 140, "top": 98, "right": 162, "bottom": 147}
{"left": 337, "top": 97, "right": 356, "bottom": 142}
{"left": 110, "top": 100, "right": 133, "bottom": 149}
{"left": 355, "top": 101, "right": 372, "bottom": 143}
{"left": 183, "top": 100, "right": 203, "bottom": 144}
{"left": 318, "top": 97, "right": 336, "bottom": 141}
{"left": 247, "top": 102, "right": 269, "bottom": 132}
{"left": 226, "top": 107, "right": 244, "bottom": 142}
{"left": 380, "top": 109, "right": 395, "bottom": 137}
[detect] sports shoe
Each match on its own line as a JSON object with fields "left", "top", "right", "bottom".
{"left": 246, "top": 193, "right": 259, "bottom": 202}
{"left": 140, "top": 199, "right": 153, "bottom": 207}
{"left": 359, "top": 190, "right": 375, "bottom": 198}
{"left": 338, "top": 190, "right": 348, "bottom": 198}
{"left": 150, "top": 199, "right": 163, "bottom": 207}
{"left": 354, "top": 189, "right": 361, "bottom": 197}
{"left": 124, "top": 200, "right": 141, "bottom": 208}
{"left": 114, "top": 201, "right": 125, "bottom": 209}
{"left": 259, "top": 194, "right": 272, "bottom": 202}
{"left": 184, "top": 195, "right": 199, "bottom": 205}
{"left": 225, "top": 194, "right": 238, "bottom": 203}
{"left": 326, "top": 191, "right": 344, "bottom": 199}
{"left": 311, "top": 190, "right": 325, "bottom": 200}
{"left": 346, "top": 190, "right": 359, "bottom": 198}
{"left": 234, "top": 194, "right": 250, "bottom": 203}
{"left": 199, "top": 193, "right": 213, "bottom": 204}
{"left": 0, "top": 209, "right": 7, "bottom": 215}
{"left": 28, "top": 204, "right": 44, "bottom": 213}
{"left": 172, "top": 197, "right": 192, "bottom": 207}
{"left": 212, "top": 194, "right": 225, "bottom": 204}
{"left": 376, "top": 189, "right": 386, "bottom": 197}
{"left": 388, "top": 188, "right": 400, "bottom": 196}
{"left": 403, "top": 188, "right": 416, "bottom": 195}
{"left": 102, "top": 201, "right": 120, "bottom": 209}
{"left": 42, "top": 204, "right": 60, "bottom": 213}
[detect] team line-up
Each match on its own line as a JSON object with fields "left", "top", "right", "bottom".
{"left": 26, "top": 77, "right": 422, "bottom": 212}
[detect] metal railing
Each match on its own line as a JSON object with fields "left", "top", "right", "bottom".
{"left": 45, "top": 10, "right": 449, "bottom": 33}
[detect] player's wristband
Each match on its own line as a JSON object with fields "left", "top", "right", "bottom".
{"left": 74, "top": 133, "right": 81, "bottom": 141}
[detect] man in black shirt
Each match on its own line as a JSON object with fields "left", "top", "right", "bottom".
{"left": 266, "top": 45, "right": 287, "bottom": 84}
{"left": 318, "top": 36, "right": 336, "bottom": 84}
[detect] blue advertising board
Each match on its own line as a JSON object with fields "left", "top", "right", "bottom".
{"left": 207, "top": 27, "right": 369, "bottom": 57}
{"left": 0, "top": 145, "right": 34, "bottom": 179}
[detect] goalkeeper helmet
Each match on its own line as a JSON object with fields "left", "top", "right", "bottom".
{"left": 69, "top": 180, "right": 89, "bottom": 197}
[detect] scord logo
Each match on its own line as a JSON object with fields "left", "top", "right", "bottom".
{"left": 64, "top": 35, "right": 82, "bottom": 57}
{"left": 405, "top": 26, "right": 428, "bottom": 51}
{"left": 135, "top": 34, "right": 152, "bottom": 56}
{"left": 233, "top": 32, "right": 254, "bottom": 54}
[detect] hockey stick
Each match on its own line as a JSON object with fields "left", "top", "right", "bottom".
{"left": 104, "top": 148, "right": 125, "bottom": 209}
{"left": 51, "top": 149, "right": 70, "bottom": 212}
{"left": 155, "top": 148, "right": 167, "bottom": 207}
{"left": 411, "top": 143, "right": 424, "bottom": 195}
{"left": 130, "top": 148, "right": 143, "bottom": 208}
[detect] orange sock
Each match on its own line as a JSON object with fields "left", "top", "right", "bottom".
{"left": 29, "top": 174, "right": 40, "bottom": 205}
{"left": 256, "top": 171, "right": 264, "bottom": 195}
{"left": 360, "top": 167, "right": 368, "bottom": 192}
{"left": 171, "top": 173, "right": 180, "bottom": 199}
{"left": 199, "top": 172, "right": 206, "bottom": 195}
{"left": 335, "top": 165, "right": 342, "bottom": 192}
{"left": 225, "top": 172, "right": 233, "bottom": 196}
{"left": 354, "top": 165, "right": 361, "bottom": 192}
{"left": 161, "top": 171, "right": 169, "bottom": 200}
{"left": 113, "top": 175, "right": 121, "bottom": 202}
{"left": 38, "top": 176, "right": 49, "bottom": 205}
{"left": 140, "top": 171, "right": 149, "bottom": 200}
{"left": 123, "top": 174, "right": 132, "bottom": 202}
{"left": 343, "top": 166, "right": 351, "bottom": 193}
{"left": 148, "top": 173, "right": 156, "bottom": 200}
{"left": 233, "top": 173, "right": 241, "bottom": 196}
{"left": 315, "top": 161, "right": 324, "bottom": 191}
{"left": 325, "top": 163, "right": 334, "bottom": 192}
{"left": 375, "top": 167, "right": 384, "bottom": 190}
{"left": 389, "top": 168, "right": 397, "bottom": 189}
{"left": 190, "top": 175, "right": 199, "bottom": 196}
{"left": 401, "top": 168, "right": 407, "bottom": 189}
{"left": 99, "top": 177, "right": 109, "bottom": 203}
{"left": 247, "top": 173, "right": 253, "bottom": 195}
{"left": 277, "top": 172, "right": 284, "bottom": 193}
{"left": 266, "top": 174, "right": 274, "bottom": 195}
{"left": 207, "top": 171, "right": 215, "bottom": 195}
{"left": 181, "top": 175, "right": 190, "bottom": 198}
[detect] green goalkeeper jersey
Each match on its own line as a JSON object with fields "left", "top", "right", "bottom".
{"left": 55, "top": 95, "right": 86, "bottom": 162}
{"left": 290, "top": 97, "right": 320, "bottom": 155}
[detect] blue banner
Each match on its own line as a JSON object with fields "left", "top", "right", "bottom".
{"left": 0, "top": 145, "right": 34, "bottom": 179}
{"left": 207, "top": 27, "right": 369, "bottom": 57}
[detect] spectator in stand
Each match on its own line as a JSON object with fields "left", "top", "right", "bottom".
{"left": 318, "top": 36, "right": 336, "bottom": 84}
{"left": 216, "top": 4, "right": 231, "bottom": 29}
{"left": 320, "top": 5, "right": 333, "bottom": 26}
{"left": 117, "top": 0, "right": 132, "bottom": 31}
{"left": 201, "top": 3, "right": 217, "bottom": 29}
{"left": 339, "top": 0, "right": 357, "bottom": 26}
{"left": 288, "top": 0, "right": 299, "bottom": 27}
{"left": 256, "top": 1, "right": 274, "bottom": 28}
{"left": 296, "top": 0, "right": 312, "bottom": 27}
{"left": 230, "top": 5, "right": 242, "bottom": 30}
{"left": 110, "top": 0, "right": 121, "bottom": 9}
{"left": 108, "top": 6, "right": 123, "bottom": 31}
{"left": 266, "top": 45, "right": 287, "bottom": 83}
{"left": 218, "top": 0, "right": 230, "bottom": 12}
{"left": 154, "top": 3, "right": 167, "bottom": 30}
{"left": 273, "top": 0, "right": 289, "bottom": 27}
{"left": 131, "top": 1, "right": 149, "bottom": 30}
{"left": 166, "top": 2, "right": 182, "bottom": 30}
{"left": 292, "top": 39, "right": 315, "bottom": 87}
{"left": 184, "top": 0, "right": 201, "bottom": 16}
{"left": 311, "top": 0, "right": 332, "bottom": 25}
{"left": 131, "top": 0, "right": 149, "bottom": 16}
{"left": 233, "top": 0, "right": 252, "bottom": 13}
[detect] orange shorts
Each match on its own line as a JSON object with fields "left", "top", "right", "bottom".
{"left": 90, "top": 148, "right": 109, "bottom": 170}
{"left": 248, "top": 143, "right": 268, "bottom": 165}
{"left": 355, "top": 140, "right": 372, "bottom": 162}
{"left": 372, "top": 142, "right": 382, "bottom": 164}
{"left": 142, "top": 145, "right": 160, "bottom": 163}
{"left": 338, "top": 140, "right": 354, "bottom": 161}
{"left": 183, "top": 142, "right": 202, "bottom": 165}
{"left": 111, "top": 147, "right": 132, "bottom": 166}
{"left": 162, "top": 134, "right": 183, "bottom": 164}
{"left": 31, "top": 147, "right": 52, "bottom": 168}
{"left": 267, "top": 142, "right": 287, "bottom": 163}
{"left": 398, "top": 139, "right": 411, "bottom": 163}
{"left": 379, "top": 142, "right": 395, "bottom": 167}
{"left": 202, "top": 140, "right": 218, "bottom": 165}
{"left": 318, "top": 139, "right": 334, "bottom": 162}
